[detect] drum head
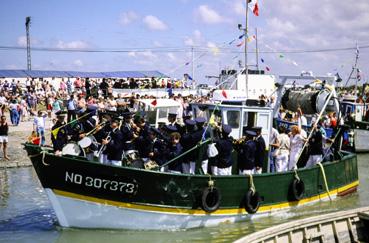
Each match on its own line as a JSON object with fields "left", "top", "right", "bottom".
{"left": 62, "top": 143, "right": 81, "bottom": 156}
{"left": 78, "top": 137, "right": 92, "bottom": 148}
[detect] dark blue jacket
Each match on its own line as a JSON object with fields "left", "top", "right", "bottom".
{"left": 215, "top": 138, "right": 234, "bottom": 168}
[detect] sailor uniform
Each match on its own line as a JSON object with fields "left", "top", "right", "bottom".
{"left": 305, "top": 129, "right": 323, "bottom": 168}
{"left": 254, "top": 132, "right": 266, "bottom": 174}
{"left": 51, "top": 121, "right": 68, "bottom": 152}
{"left": 105, "top": 128, "right": 124, "bottom": 166}
{"left": 238, "top": 139, "right": 256, "bottom": 175}
{"left": 167, "top": 143, "right": 183, "bottom": 173}
{"left": 121, "top": 122, "right": 136, "bottom": 151}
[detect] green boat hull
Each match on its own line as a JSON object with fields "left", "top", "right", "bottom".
{"left": 24, "top": 143, "right": 359, "bottom": 230}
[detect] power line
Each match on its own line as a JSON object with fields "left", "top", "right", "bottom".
{"left": 0, "top": 44, "right": 368, "bottom": 54}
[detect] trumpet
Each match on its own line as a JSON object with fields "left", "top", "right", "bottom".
{"left": 94, "top": 131, "right": 111, "bottom": 158}
{"left": 85, "top": 121, "right": 108, "bottom": 136}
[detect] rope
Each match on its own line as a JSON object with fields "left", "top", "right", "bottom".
{"left": 249, "top": 174, "right": 256, "bottom": 194}
{"left": 317, "top": 162, "right": 332, "bottom": 201}
{"left": 294, "top": 169, "right": 300, "bottom": 181}
{"left": 207, "top": 174, "right": 214, "bottom": 190}
{"left": 158, "top": 138, "right": 211, "bottom": 169}
{"left": 28, "top": 150, "right": 49, "bottom": 166}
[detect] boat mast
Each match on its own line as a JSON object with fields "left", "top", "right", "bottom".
{"left": 245, "top": 0, "right": 249, "bottom": 98}
{"left": 345, "top": 42, "right": 360, "bottom": 96}
{"left": 255, "top": 27, "right": 259, "bottom": 71}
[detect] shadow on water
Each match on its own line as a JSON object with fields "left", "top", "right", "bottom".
{"left": 0, "top": 154, "right": 369, "bottom": 243}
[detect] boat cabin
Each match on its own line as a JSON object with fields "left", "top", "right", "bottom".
{"left": 138, "top": 99, "right": 181, "bottom": 128}
{"left": 341, "top": 95, "right": 368, "bottom": 122}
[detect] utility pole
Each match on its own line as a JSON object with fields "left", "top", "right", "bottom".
{"left": 191, "top": 46, "right": 194, "bottom": 82}
{"left": 25, "top": 16, "right": 32, "bottom": 70}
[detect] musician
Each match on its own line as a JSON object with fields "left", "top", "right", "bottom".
{"left": 253, "top": 126, "right": 266, "bottom": 174}
{"left": 168, "top": 112, "right": 184, "bottom": 135}
{"left": 214, "top": 125, "right": 234, "bottom": 175}
{"left": 237, "top": 130, "right": 257, "bottom": 175}
{"left": 167, "top": 132, "right": 183, "bottom": 173}
{"left": 103, "top": 117, "right": 124, "bottom": 166}
{"left": 192, "top": 117, "right": 210, "bottom": 174}
{"left": 136, "top": 126, "right": 154, "bottom": 164}
{"left": 120, "top": 109, "right": 137, "bottom": 151}
{"left": 180, "top": 119, "right": 197, "bottom": 174}
{"left": 51, "top": 111, "right": 68, "bottom": 155}
{"left": 150, "top": 128, "right": 169, "bottom": 171}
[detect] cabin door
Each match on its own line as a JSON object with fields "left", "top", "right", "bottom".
{"left": 256, "top": 112, "right": 272, "bottom": 146}
{"left": 221, "top": 108, "right": 243, "bottom": 139}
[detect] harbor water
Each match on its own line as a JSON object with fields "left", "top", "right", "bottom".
{"left": 0, "top": 154, "right": 368, "bottom": 243}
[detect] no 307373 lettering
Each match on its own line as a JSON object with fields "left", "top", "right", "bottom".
{"left": 65, "top": 171, "right": 137, "bottom": 194}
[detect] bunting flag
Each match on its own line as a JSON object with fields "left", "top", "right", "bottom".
{"left": 185, "top": 62, "right": 190, "bottom": 66}
{"left": 236, "top": 41, "right": 244, "bottom": 47}
{"left": 222, "top": 89, "right": 228, "bottom": 98}
{"left": 253, "top": 1, "right": 259, "bottom": 16}
{"left": 279, "top": 54, "right": 284, "bottom": 58}
{"left": 232, "top": 55, "right": 239, "bottom": 59}
{"left": 228, "top": 39, "right": 236, "bottom": 45}
{"left": 292, "top": 61, "right": 298, "bottom": 66}
{"left": 239, "top": 34, "right": 245, "bottom": 39}
{"left": 211, "top": 46, "right": 220, "bottom": 56}
{"left": 247, "top": 36, "right": 254, "bottom": 42}
{"left": 196, "top": 64, "right": 203, "bottom": 68}
{"left": 261, "top": 58, "right": 264, "bottom": 63}
{"left": 51, "top": 127, "right": 60, "bottom": 140}
{"left": 266, "top": 67, "right": 271, "bottom": 71}
{"left": 253, "top": 35, "right": 256, "bottom": 39}
{"left": 151, "top": 99, "right": 157, "bottom": 106}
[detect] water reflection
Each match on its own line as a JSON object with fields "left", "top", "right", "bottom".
{"left": 0, "top": 154, "right": 368, "bottom": 243}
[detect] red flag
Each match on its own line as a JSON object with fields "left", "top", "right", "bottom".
{"left": 253, "top": 2, "right": 259, "bottom": 16}
{"left": 222, "top": 90, "right": 227, "bottom": 98}
{"left": 151, "top": 99, "right": 157, "bottom": 106}
{"left": 266, "top": 67, "right": 270, "bottom": 71}
{"left": 236, "top": 41, "right": 244, "bottom": 47}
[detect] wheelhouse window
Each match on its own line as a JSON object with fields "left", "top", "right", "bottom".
{"left": 243, "top": 111, "right": 256, "bottom": 128}
{"left": 227, "top": 110, "right": 240, "bottom": 128}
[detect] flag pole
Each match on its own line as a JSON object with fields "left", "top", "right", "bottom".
{"left": 245, "top": 0, "right": 249, "bottom": 98}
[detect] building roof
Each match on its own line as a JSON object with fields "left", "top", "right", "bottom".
{"left": 0, "top": 69, "right": 168, "bottom": 79}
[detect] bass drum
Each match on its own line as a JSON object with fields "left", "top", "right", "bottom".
{"left": 78, "top": 137, "right": 92, "bottom": 148}
{"left": 62, "top": 142, "right": 83, "bottom": 156}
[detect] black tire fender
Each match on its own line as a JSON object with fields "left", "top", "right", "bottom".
{"left": 244, "top": 189, "right": 261, "bottom": 214}
{"left": 201, "top": 187, "right": 221, "bottom": 213}
{"left": 290, "top": 178, "right": 305, "bottom": 201}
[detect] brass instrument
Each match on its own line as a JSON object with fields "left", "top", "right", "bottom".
{"left": 94, "top": 131, "right": 111, "bottom": 158}
{"left": 85, "top": 121, "right": 108, "bottom": 136}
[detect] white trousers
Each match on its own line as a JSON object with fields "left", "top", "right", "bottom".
{"left": 107, "top": 159, "right": 122, "bottom": 166}
{"left": 182, "top": 162, "right": 196, "bottom": 174}
{"left": 239, "top": 169, "right": 253, "bottom": 175}
{"left": 216, "top": 167, "right": 232, "bottom": 176}
{"left": 288, "top": 150, "right": 301, "bottom": 171}
{"left": 275, "top": 153, "right": 289, "bottom": 172}
{"left": 305, "top": 155, "right": 322, "bottom": 168}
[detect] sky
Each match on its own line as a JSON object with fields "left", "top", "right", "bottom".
{"left": 0, "top": 0, "right": 368, "bottom": 85}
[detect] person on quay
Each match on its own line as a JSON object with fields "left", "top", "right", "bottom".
{"left": 180, "top": 119, "right": 197, "bottom": 174}
{"left": 274, "top": 126, "right": 290, "bottom": 172}
{"left": 253, "top": 126, "right": 266, "bottom": 174}
{"left": 51, "top": 111, "right": 69, "bottom": 155}
{"left": 33, "top": 110, "right": 47, "bottom": 146}
{"left": 289, "top": 125, "right": 306, "bottom": 170}
{"left": 237, "top": 130, "right": 257, "bottom": 175}
{"left": 66, "top": 95, "right": 77, "bottom": 123}
{"left": 0, "top": 115, "right": 10, "bottom": 160}
{"left": 305, "top": 124, "right": 323, "bottom": 168}
{"left": 214, "top": 124, "right": 234, "bottom": 176}
{"left": 102, "top": 117, "right": 124, "bottom": 166}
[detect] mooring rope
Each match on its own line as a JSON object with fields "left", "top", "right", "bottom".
{"left": 249, "top": 174, "right": 256, "bottom": 194}
{"left": 317, "top": 162, "right": 332, "bottom": 201}
{"left": 28, "top": 150, "right": 49, "bottom": 166}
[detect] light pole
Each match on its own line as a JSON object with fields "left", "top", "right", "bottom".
{"left": 25, "top": 16, "right": 32, "bottom": 70}
{"left": 238, "top": 0, "right": 249, "bottom": 97}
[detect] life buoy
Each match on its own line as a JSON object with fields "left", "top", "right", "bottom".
{"left": 201, "top": 187, "right": 221, "bottom": 213}
{"left": 290, "top": 178, "right": 305, "bottom": 201}
{"left": 244, "top": 189, "right": 261, "bottom": 214}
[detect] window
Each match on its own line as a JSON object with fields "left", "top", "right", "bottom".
{"left": 227, "top": 110, "right": 240, "bottom": 128}
{"left": 243, "top": 111, "right": 256, "bottom": 128}
{"left": 257, "top": 113, "right": 269, "bottom": 130}
{"left": 158, "top": 108, "right": 168, "bottom": 119}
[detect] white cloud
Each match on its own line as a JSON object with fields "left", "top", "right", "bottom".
{"left": 5, "top": 64, "right": 18, "bottom": 69}
{"left": 56, "top": 40, "right": 89, "bottom": 49}
{"left": 127, "top": 51, "right": 136, "bottom": 57}
{"left": 153, "top": 41, "right": 162, "bottom": 47}
{"left": 73, "top": 59, "right": 83, "bottom": 67}
{"left": 143, "top": 15, "right": 168, "bottom": 31}
{"left": 196, "top": 5, "right": 229, "bottom": 24}
{"left": 232, "top": 0, "right": 246, "bottom": 15}
{"left": 184, "top": 37, "right": 195, "bottom": 46}
{"left": 167, "top": 53, "right": 176, "bottom": 61}
{"left": 141, "top": 51, "right": 157, "bottom": 59}
{"left": 17, "top": 36, "right": 39, "bottom": 47}
{"left": 119, "top": 11, "right": 138, "bottom": 25}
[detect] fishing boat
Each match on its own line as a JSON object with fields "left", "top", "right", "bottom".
{"left": 23, "top": 75, "right": 359, "bottom": 230}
